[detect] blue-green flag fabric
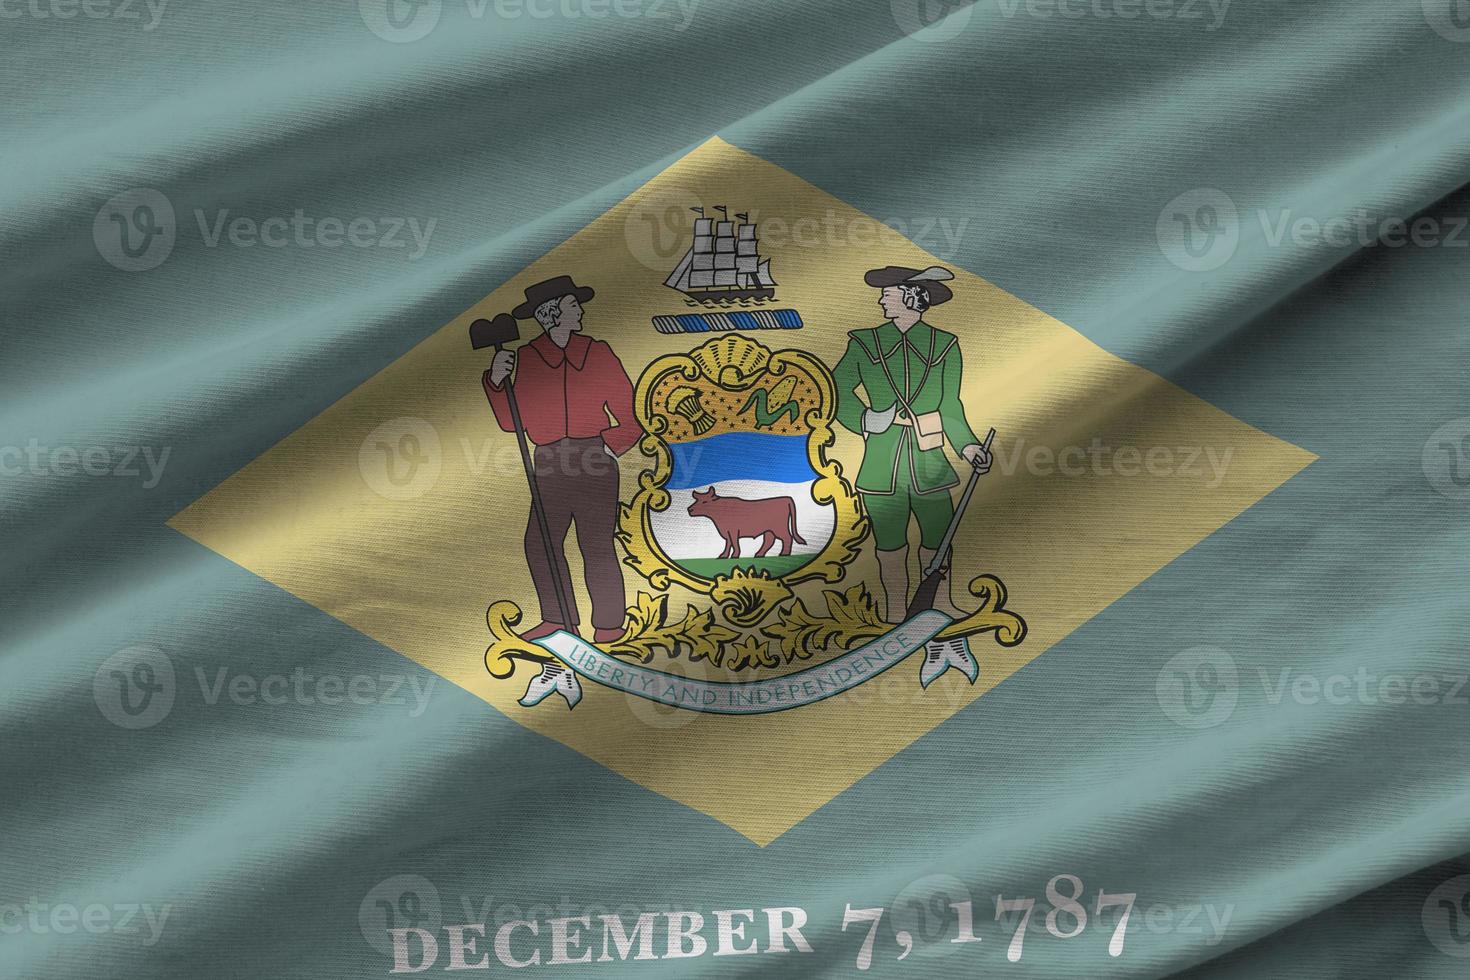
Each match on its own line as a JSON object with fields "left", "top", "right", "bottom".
{"left": 5, "top": 1, "right": 1470, "bottom": 977}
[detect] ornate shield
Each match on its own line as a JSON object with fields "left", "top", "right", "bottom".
{"left": 616, "top": 333, "right": 868, "bottom": 628}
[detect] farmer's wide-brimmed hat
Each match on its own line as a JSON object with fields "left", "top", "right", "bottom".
{"left": 863, "top": 265, "right": 955, "bottom": 306}
{"left": 511, "top": 275, "right": 595, "bottom": 319}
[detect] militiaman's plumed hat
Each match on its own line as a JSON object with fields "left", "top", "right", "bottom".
{"left": 863, "top": 265, "right": 955, "bottom": 305}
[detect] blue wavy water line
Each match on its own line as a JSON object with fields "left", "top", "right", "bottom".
{"left": 666, "top": 432, "right": 817, "bottom": 489}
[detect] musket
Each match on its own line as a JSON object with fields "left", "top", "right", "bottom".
{"left": 905, "top": 427, "right": 997, "bottom": 620}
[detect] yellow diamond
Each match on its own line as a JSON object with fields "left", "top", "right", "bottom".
{"left": 170, "top": 137, "right": 1315, "bottom": 846}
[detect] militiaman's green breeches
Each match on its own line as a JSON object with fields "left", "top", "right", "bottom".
{"left": 862, "top": 465, "right": 955, "bottom": 551}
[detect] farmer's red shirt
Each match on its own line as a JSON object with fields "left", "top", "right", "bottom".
{"left": 482, "top": 332, "right": 643, "bottom": 457}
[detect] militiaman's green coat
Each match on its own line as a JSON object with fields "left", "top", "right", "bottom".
{"left": 833, "top": 319, "right": 980, "bottom": 495}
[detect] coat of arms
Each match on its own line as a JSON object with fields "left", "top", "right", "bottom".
{"left": 617, "top": 332, "right": 866, "bottom": 627}
{"left": 478, "top": 257, "right": 1027, "bottom": 713}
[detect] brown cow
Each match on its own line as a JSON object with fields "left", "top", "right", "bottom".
{"left": 686, "top": 488, "right": 807, "bottom": 559}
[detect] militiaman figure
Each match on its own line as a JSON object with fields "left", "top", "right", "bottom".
{"left": 834, "top": 265, "right": 991, "bottom": 623}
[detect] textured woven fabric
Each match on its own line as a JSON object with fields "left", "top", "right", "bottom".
{"left": 5, "top": 2, "right": 1470, "bottom": 977}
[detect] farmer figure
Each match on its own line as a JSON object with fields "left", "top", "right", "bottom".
{"left": 833, "top": 265, "right": 991, "bottom": 623}
{"left": 483, "top": 275, "right": 642, "bottom": 645}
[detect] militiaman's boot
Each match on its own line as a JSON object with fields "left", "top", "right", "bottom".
{"left": 919, "top": 636, "right": 980, "bottom": 688}
{"left": 519, "top": 662, "right": 583, "bottom": 709}
{"left": 875, "top": 547, "right": 910, "bottom": 624}
{"left": 919, "top": 547, "right": 970, "bottom": 621}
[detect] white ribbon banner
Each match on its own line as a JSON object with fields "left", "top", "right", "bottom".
{"left": 533, "top": 610, "right": 958, "bottom": 714}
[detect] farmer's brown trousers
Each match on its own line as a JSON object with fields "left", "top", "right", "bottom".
{"left": 525, "top": 437, "right": 626, "bottom": 631}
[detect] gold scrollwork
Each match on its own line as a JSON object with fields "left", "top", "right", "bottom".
{"left": 484, "top": 600, "right": 555, "bottom": 679}
{"left": 936, "top": 574, "right": 1028, "bottom": 646}
{"left": 484, "top": 571, "right": 1026, "bottom": 681}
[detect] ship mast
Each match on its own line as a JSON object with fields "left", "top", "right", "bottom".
{"left": 710, "top": 206, "right": 739, "bottom": 293}
{"left": 664, "top": 203, "right": 776, "bottom": 303}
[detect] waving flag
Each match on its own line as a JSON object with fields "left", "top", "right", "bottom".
{"left": 8, "top": 2, "right": 1470, "bottom": 979}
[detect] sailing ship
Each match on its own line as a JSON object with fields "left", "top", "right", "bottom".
{"left": 664, "top": 206, "right": 777, "bottom": 304}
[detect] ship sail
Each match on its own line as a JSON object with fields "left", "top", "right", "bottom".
{"left": 712, "top": 213, "right": 737, "bottom": 286}
{"left": 664, "top": 247, "right": 694, "bottom": 291}
{"left": 735, "top": 219, "right": 759, "bottom": 285}
{"left": 665, "top": 205, "right": 777, "bottom": 302}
